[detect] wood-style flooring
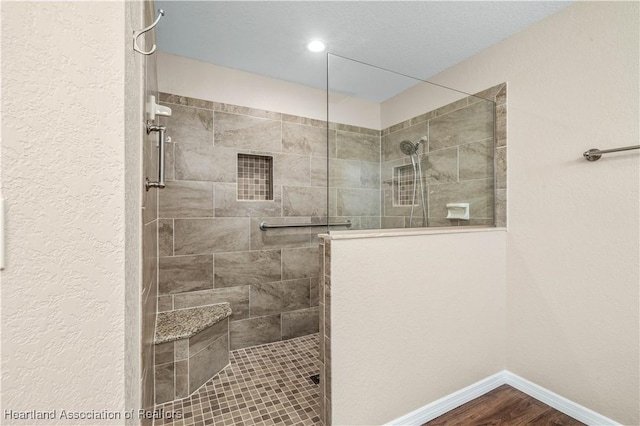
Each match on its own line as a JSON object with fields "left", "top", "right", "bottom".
{"left": 424, "top": 385, "right": 585, "bottom": 426}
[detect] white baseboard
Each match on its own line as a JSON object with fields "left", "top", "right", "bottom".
{"left": 503, "top": 371, "right": 621, "bottom": 426}
{"left": 385, "top": 370, "right": 621, "bottom": 426}
{"left": 385, "top": 372, "right": 505, "bottom": 425}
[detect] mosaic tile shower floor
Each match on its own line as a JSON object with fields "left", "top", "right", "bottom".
{"left": 154, "top": 334, "right": 321, "bottom": 426}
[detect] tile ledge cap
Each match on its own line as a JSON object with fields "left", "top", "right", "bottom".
{"left": 323, "top": 226, "right": 506, "bottom": 241}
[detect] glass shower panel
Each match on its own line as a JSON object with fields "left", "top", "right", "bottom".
{"left": 327, "top": 53, "right": 496, "bottom": 231}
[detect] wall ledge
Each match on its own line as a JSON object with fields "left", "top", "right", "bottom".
{"left": 385, "top": 370, "right": 621, "bottom": 426}
{"left": 323, "top": 226, "right": 506, "bottom": 241}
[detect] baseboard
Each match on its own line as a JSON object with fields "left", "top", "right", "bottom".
{"left": 384, "top": 371, "right": 506, "bottom": 425}
{"left": 385, "top": 370, "right": 621, "bottom": 426}
{"left": 503, "top": 371, "right": 621, "bottom": 426}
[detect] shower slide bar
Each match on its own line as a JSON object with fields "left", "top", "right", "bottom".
{"left": 146, "top": 122, "right": 166, "bottom": 191}
{"left": 583, "top": 145, "right": 640, "bottom": 161}
{"left": 259, "top": 220, "right": 352, "bottom": 231}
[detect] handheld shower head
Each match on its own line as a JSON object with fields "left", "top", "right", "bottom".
{"left": 399, "top": 140, "right": 418, "bottom": 155}
{"left": 399, "top": 136, "right": 427, "bottom": 156}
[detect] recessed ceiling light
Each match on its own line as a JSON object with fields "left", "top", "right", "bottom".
{"left": 306, "top": 40, "right": 326, "bottom": 53}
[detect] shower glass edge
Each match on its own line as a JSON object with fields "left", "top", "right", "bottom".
{"left": 326, "top": 53, "right": 497, "bottom": 233}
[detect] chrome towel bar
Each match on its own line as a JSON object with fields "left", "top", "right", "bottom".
{"left": 259, "top": 220, "right": 352, "bottom": 231}
{"left": 583, "top": 145, "right": 640, "bottom": 161}
{"left": 146, "top": 122, "right": 166, "bottom": 190}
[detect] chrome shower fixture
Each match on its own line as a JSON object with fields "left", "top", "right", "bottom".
{"left": 399, "top": 136, "right": 427, "bottom": 155}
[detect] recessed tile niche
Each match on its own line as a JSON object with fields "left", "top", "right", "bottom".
{"left": 237, "top": 153, "right": 273, "bottom": 201}
{"left": 394, "top": 164, "right": 416, "bottom": 206}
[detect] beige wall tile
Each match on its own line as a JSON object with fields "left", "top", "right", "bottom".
{"left": 159, "top": 181, "right": 213, "bottom": 218}
{"left": 250, "top": 279, "right": 310, "bottom": 316}
{"left": 174, "top": 218, "right": 250, "bottom": 255}
{"left": 282, "top": 247, "right": 318, "bottom": 280}
{"left": 158, "top": 255, "right": 214, "bottom": 295}
{"left": 229, "top": 315, "right": 281, "bottom": 350}
{"left": 214, "top": 250, "right": 281, "bottom": 287}
{"left": 214, "top": 111, "right": 281, "bottom": 152}
{"left": 282, "top": 307, "right": 320, "bottom": 340}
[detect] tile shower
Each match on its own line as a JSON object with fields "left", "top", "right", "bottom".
{"left": 155, "top": 93, "right": 381, "bottom": 361}
{"left": 152, "top": 81, "right": 506, "bottom": 420}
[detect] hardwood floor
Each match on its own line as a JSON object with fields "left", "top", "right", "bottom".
{"left": 423, "top": 385, "right": 585, "bottom": 426}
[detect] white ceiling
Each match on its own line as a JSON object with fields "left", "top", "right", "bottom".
{"left": 155, "top": 1, "right": 572, "bottom": 102}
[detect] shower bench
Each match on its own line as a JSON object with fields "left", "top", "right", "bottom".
{"left": 154, "top": 303, "right": 232, "bottom": 404}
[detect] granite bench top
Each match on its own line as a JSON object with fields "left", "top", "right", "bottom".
{"left": 154, "top": 303, "right": 232, "bottom": 345}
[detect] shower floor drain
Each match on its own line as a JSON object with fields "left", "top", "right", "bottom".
{"left": 309, "top": 374, "right": 320, "bottom": 385}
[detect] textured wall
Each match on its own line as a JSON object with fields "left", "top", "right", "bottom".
{"left": 383, "top": 2, "right": 639, "bottom": 423}
{"left": 1, "top": 1, "right": 127, "bottom": 423}
{"left": 158, "top": 52, "right": 381, "bottom": 130}
{"left": 329, "top": 230, "right": 507, "bottom": 424}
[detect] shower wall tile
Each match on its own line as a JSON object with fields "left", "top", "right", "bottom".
{"left": 155, "top": 341, "right": 174, "bottom": 365}
{"left": 310, "top": 157, "right": 328, "bottom": 187}
{"left": 164, "top": 141, "right": 175, "bottom": 181}
{"left": 459, "top": 139, "right": 494, "bottom": 181}
{"left": 496, "top": 189, "right": 507, "bottom": 228}
{"left": 159, "top": 181, "right": 213, "bottom": 218}
{"left": 157, "top": 295, "right": 172, "bottom": 312}
{"left": 282, "top": 307, "right": 320, "bottom": 340}
{"left": 360, "top": 161, "right": 380, "bottom": 189}
{"left": 189, "top": 319, "right": 228, "bottom": 356}
{"left": 282, "top": 186, "right": 327, "bottom": 217}
{"left": 174, "top": 360, "right": 188, "bottom": 399}
{"left": 381, "top": 157, "right": 410, "bottom": 189}
{"left": 273, "top": 153, "right": 311, "bottom": 187}
{"left": 428, "top": 178, "right": 494, "bottom": 219}
{"left": 496, "top": 147, "right": 507, "bottom": 189}
{"left": 382, "top": 188, "right": 412, "bottom": 217}
{"left": 433, "top": 96, "right": 471, "bottom": 117}
{"left": 175, "top": 144, "right": 236, "bottom": 182}
{"left": 310, "top": 277, "right": 319, "bottom": 306}
{"left": 188, "top": 333, "right": 229, "bottom": 394}
{"left": 214, "top": 111, "right": 282, "bottom": 152}
{"left": 336, "top": 131, "right": 380, "bottom": 163}
{"left": 143, "top": 221, "right": 158, "bottom": 295}
{"left": 381, "top": 122, "right": 428, "bottom": 162}
{"left": 282, "top": 247, "right": 319, "bottom": 280}
{"left": 173, "top": 218, "right": 250, "bottom": 255}
{"left": 158, "top": 255, "right": 213, "bottom": 295}
{"left": 214, "top": 183, "right": 282, "bottom": 217}
{"left": 163, "top": 103, "right": 213, "bottom": 146}
{"left": 172, "top": 286, "right": 250, "bottom": 321}
{"left": 250, "top": 217, "right": 313, "bottom": 250}
{"left": 496, "top": 104, "right": 506, "bottom": 148}
{"left": 282, "top": 113, "right": 326, "bottom": 128}
{"left": 381, "top": 216, "right": 405, "bottom": 229}
{"left": 427, "top": 218, "right": 459, "bottom": 227}
{"left": 154, "top": 362, "right": 175, "bottom": 404}
{"left": 159, "top": 92, "right": 214, "bottom": 110}
{"left": 282, "top": 122, "right": 328, "bottom": 157}
{"left": 214, "top": 250, "right": 282, "bottom": 288}
{"left": 333, "top": 122, "right": 379, "bottom": 137}
{"left": 250, "top": 279, "right": 310, "bottom": 317}
{"left": 429, "top": 101, "right": 494, "bottom": 151}
{"left": 360, "top": 216, "right": 381, "bottom": 229}
{"left": 158, "top": 219, "right": 173, "bottom": 257}
{"left": 213, "top": 102, "right": 281, "bottom": 121}
{"left": 419, "top": 147, "right": 458, "bottom": 184}
{"left": 229, "top": 315, "right": 282, "bottom": 350}
{"left": 336, "top": 188, "right": 381, "bottom": 217}
{"left": 329, "top": 158, "right": 361, "bottom": 188}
